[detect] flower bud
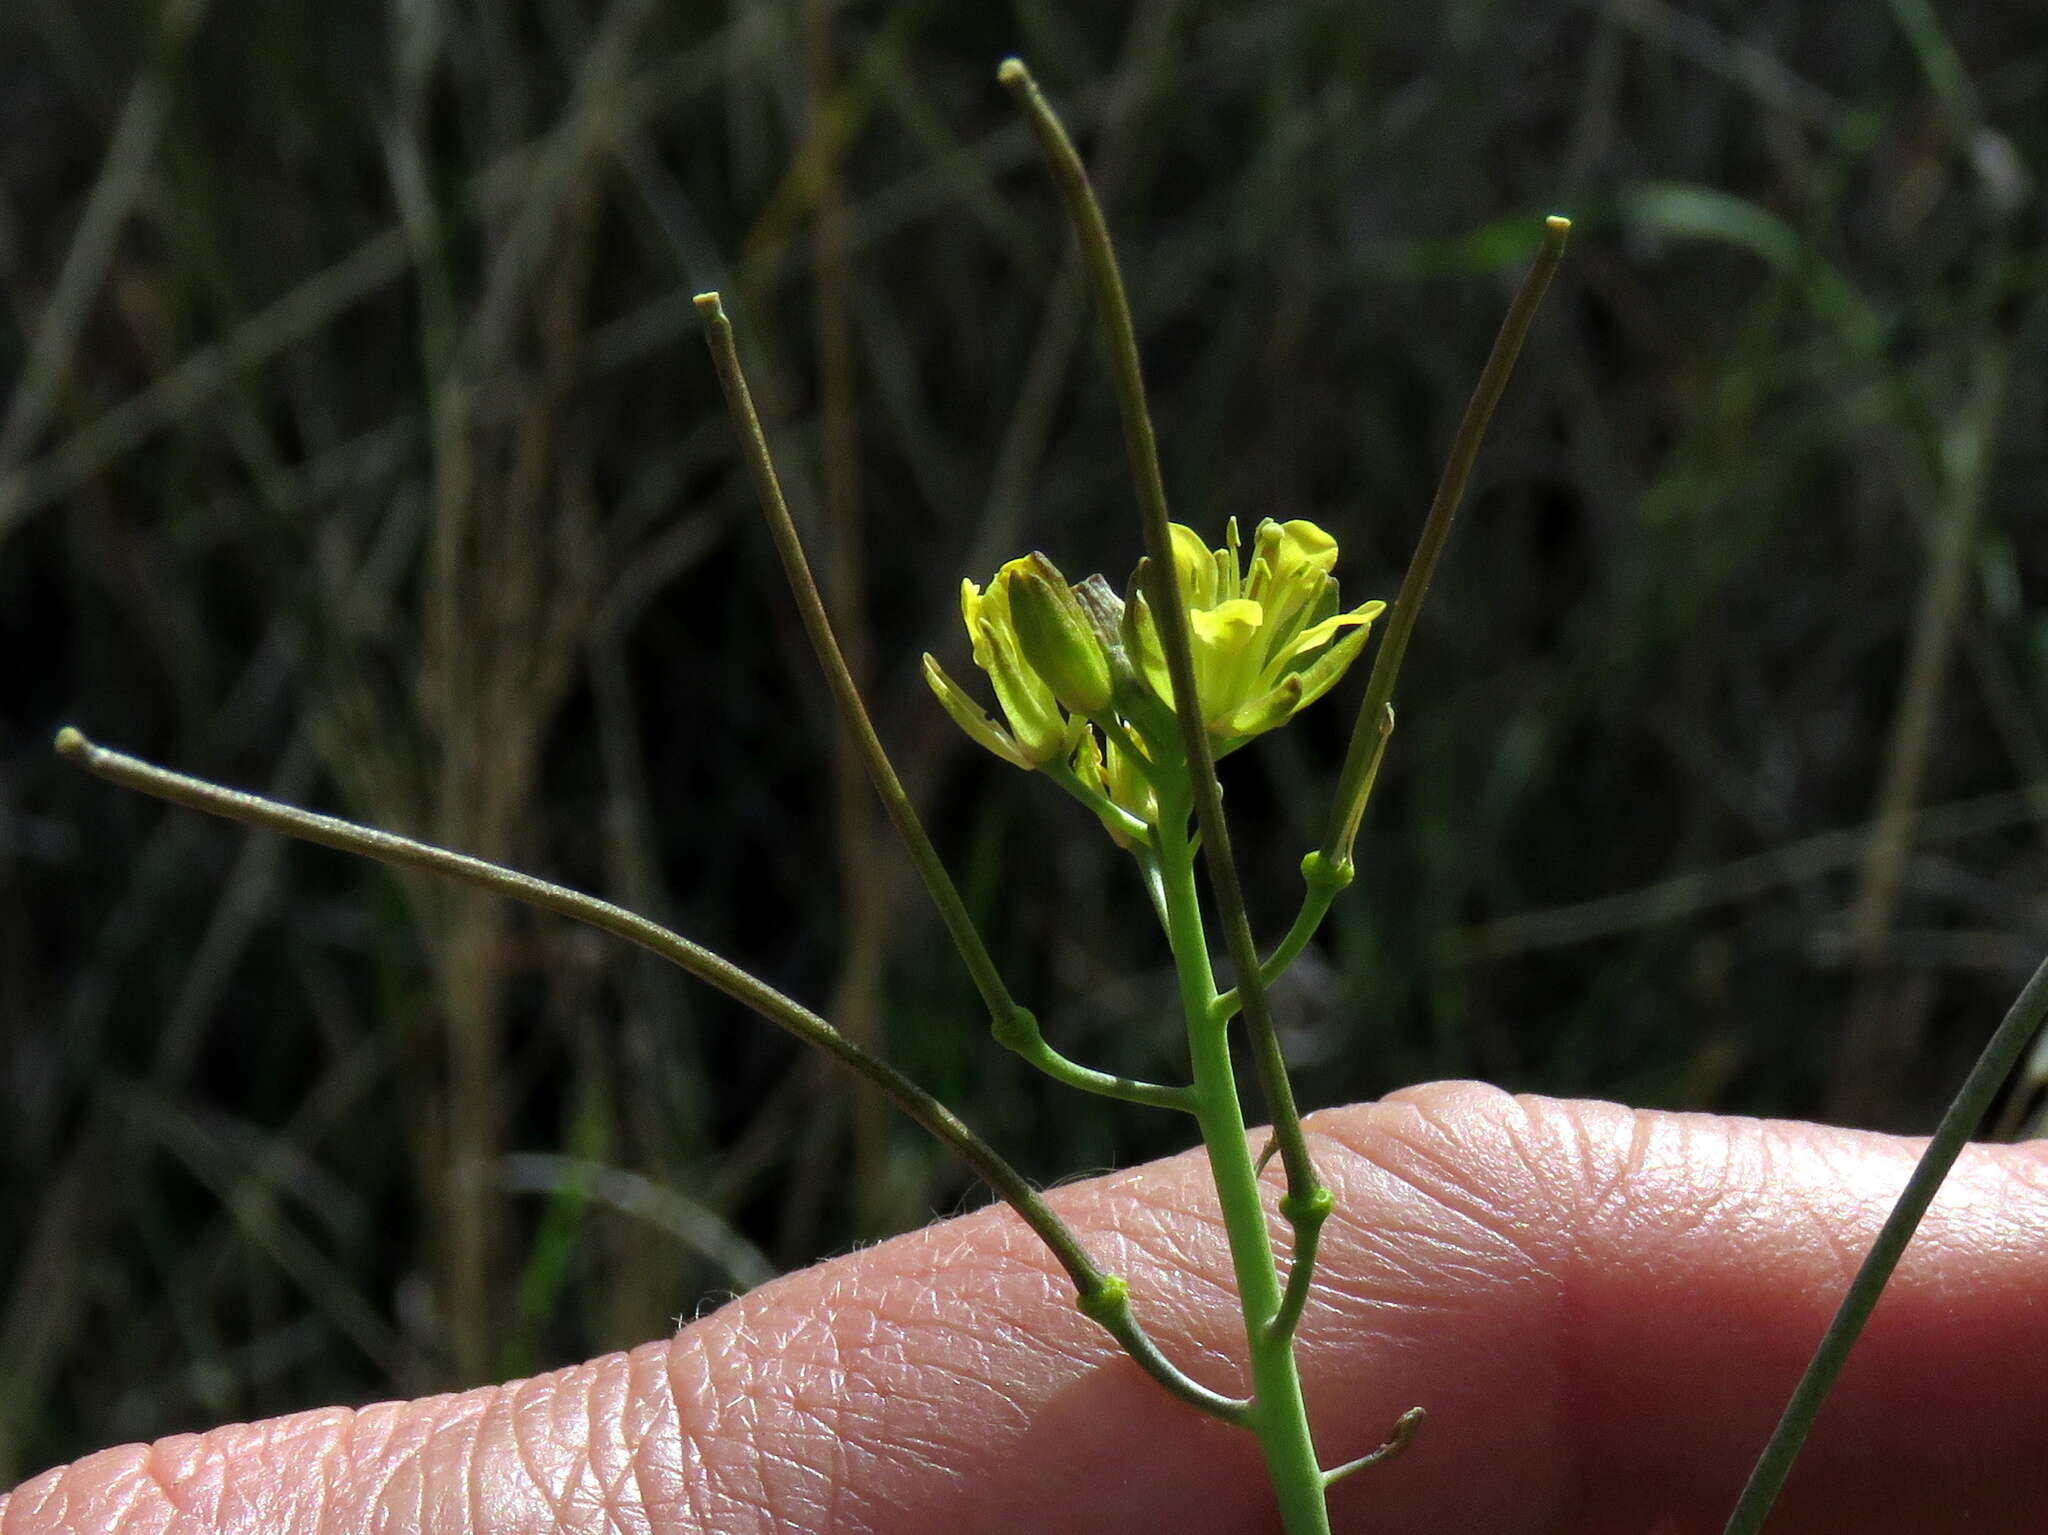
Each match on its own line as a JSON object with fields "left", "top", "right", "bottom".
{"left": 1003, "top": 554, "right": 1114, "bottom": 715}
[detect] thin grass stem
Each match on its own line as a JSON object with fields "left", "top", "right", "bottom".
{"left": 1721, "top": 945, "right": 2048, "bottom": 1534}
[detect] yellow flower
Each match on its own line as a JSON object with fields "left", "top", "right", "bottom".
{"left": 924, "top": 519, "right": 1381, "bottom": 837}
{"left": 1127, "top": 518, "right": 1384, "bottom": 742}
{"left": 923, "top": 558, "right": 1087, "bottom": 769}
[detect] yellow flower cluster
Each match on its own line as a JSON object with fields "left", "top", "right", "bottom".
{"left": 923, "top": 518, "right": 1382, "bottom": 840}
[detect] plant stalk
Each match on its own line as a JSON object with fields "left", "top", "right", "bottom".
{"left": 1323, "top": 216, "right": 1569, "bottom": 866}
{"left": 1722, "top": 944, "right": 2048, "bottom": 1533}
{"left": 695, "top": 292, "right": 1037, "bottom": 1046}
{"left": 997, "top": 50, "right": 1330, "bottom": 1305}
{"left": 1155, "top": 794, "right": 1330, "bottom": 1535}
{"left": 51, "top": 726, "right": 1243, "bottom": 1424}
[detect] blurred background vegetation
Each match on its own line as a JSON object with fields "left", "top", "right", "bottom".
{"left": 4, "top": 0, "right": 2046, "bottom": 1482}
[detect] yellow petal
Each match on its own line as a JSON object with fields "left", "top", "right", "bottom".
{"left": 1189, "top": 598, "right": 1266, "bottom": 720}
{"left": 1186, "top": 597, "right": 1263, "bottom": 647}
{"left": 1247, "top": 519, "right": 1342, "bottom": 655}
{"left": 1273, "top": 517, "right": 1339, "bottom": 566}
{"left": 1125, "top": 588, "right": 1174, "bottom": 708}
{"left": 1167, "top": 523, "right": 1219, "bottom": 609}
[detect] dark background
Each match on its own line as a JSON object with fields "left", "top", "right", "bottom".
{"left": 3, "top": 0, "right": 2045, "bottom": 1482}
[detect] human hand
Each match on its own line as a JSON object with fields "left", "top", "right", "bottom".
{"left": 6, "top": 1082, "right": 2044, "bottom": 1534}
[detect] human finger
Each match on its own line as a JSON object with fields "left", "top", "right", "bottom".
{"left": 5, "top": 1082, "right": 2045, "bottom": 1534}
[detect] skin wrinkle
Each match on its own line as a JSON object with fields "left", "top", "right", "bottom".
{"left": 30, "top": 1457, "right": 88, "bottom": 1535}
{"left": 660, "top": 1139, "right": 1272, "bottom": 1531}
{"left": 578, "top": 1363, "right": 644, "bottom": 1535}
{"left": 10, "top": 1088, "right": 2048, "bottom": 1534}
{"left": 636, "top": 1346, "right": 692, "bottom": 1535}
{"left": 285, "top": 1416, "right": 346, "bottom": 1535}
{"left": 1794, "top": 1169, "right": 1872, "bottom": 1285}
{"left": 1528, "top": 1096, "right": 1717, "bottom": 1528}
{"left": 1316, "top": 1213, "right": 1509, "bottom": 1312}
{"left": 552, "top": 1376, "right": 610, "bottom": 1535}
{"left": 692, "top": 1337, "right": 778, "bottom": 1527}
{"left": 733, "top": 1278, "right": 872, "bottom": 1530}
{"left": 136, "top": 1443, "right": 202, "bottom": 1526}
{"left": 657, "top": 1321, "right": 725, "bottom": 1530}
{"left": 1997, "top": 1145, "right": 2048, "bottom": 1200}
{"left": 1333, "top": 1124, "right": 1547, "bottom": 1272}
{"left": 35, "top": 1455, "right": 130, "bottom": 1535}
{"left": 1571, "top": 1095, "right": 2048, "bottom": 1531}
{"left": 893, "top": 1305, "right": 1081, "bottom": 1414}
{"left": 199, "top": 1416, "right": 329, "bottom": 1534}
{"left": 553, "top": 1368, "right": 625, "bottom": 1535}
{"left": 1052, "top": 1168, "right": 1255, "bottom": 1384}
{"left": 6, "top": 1469, "right": 54, "bottom": 1535}
{"left": 465, "top": 1380, "right": 503, "bottom": 1535}
{"left": 74, "top": 1459, "right": 150, "bottom": 1535}
{"left": 831, "top": 1265, "right": 1100, "bottom": 1517}
{"left": 505, "top": 1373, "right": 573, "bottom": 1535}
{"left": 849, "top": 1411, "right": 975, "bottom": 1499}
{"left": 672, "top": 1306, "right": 803, "bottom": 1532}
{"left": 1087, "top": 1176, "right": 1239, "bottom": 1298}
{"left": 1298, "top": 1090, "right": 1578, "bottom": 1531}
{"left": 1577, "top": 1104, "right": 1638, "bottom": 1217}
{"left": 1630, "top": 1112, "right": 1751, "bottom": 1251}
{"left": 352, "top": 1407, "right": 416, "bottom": 1535}
{"left": 798, "top": 1293, "right": 853, "bottom": 1532}
{"left": 356, "top": 1392, "right": 480, "bottom": 1535}
{"left": 1104, "top": 1220, "right": 1245, "bottom": 1319}
{"left": 2, "top": 1465, "right": 55, "bottom": 1531}
{"left": 106, "top": 1455, "right": 172, "bottom": 1535}
{"left": 1487, "top": 1092, "right": 1596, "bottom": 1256}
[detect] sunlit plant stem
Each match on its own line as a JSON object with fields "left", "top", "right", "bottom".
{"left": 49, "top": 726, "right": 1241, "bottom": 1422}
{"left": 994, "top": 57, "right": 1564, "bottom": 1533}
{"left": 1721, "top": 946, "right": 2048, "bottom": 1534}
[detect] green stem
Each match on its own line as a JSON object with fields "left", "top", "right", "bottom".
{"left": 1721, "top": 945, "right": 2048, "bottom": 1535}
{"left": 52, "top": 727, "right": 1242, "bottom": 1425}
{"left": 997, "top": 53, "right": 1328, "bottom": 1291}
{"left": 992, "top": 1007, "right": 1195, "bottom": 1113}
{"left": 694, "top": 293, "right": 1043, "bottom": 1050}
{"left": 1323, "top": 1407, "right": 1427, "bottom": 1488}
{"left": 1323, "top": 219, "right": 1569, "bottom": 867}
{"left": 1212, "top": 847, "right": 1359, "bottom": 1025}
{"left": 1263, "top": 1185, "right": 1333, "bottom": 1348}
{"left": 1154, "top": 798, "right": 1330, "bottom": 1535}
{"left": 1044, "top": 758, "right": 1153, "bottom": 848}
